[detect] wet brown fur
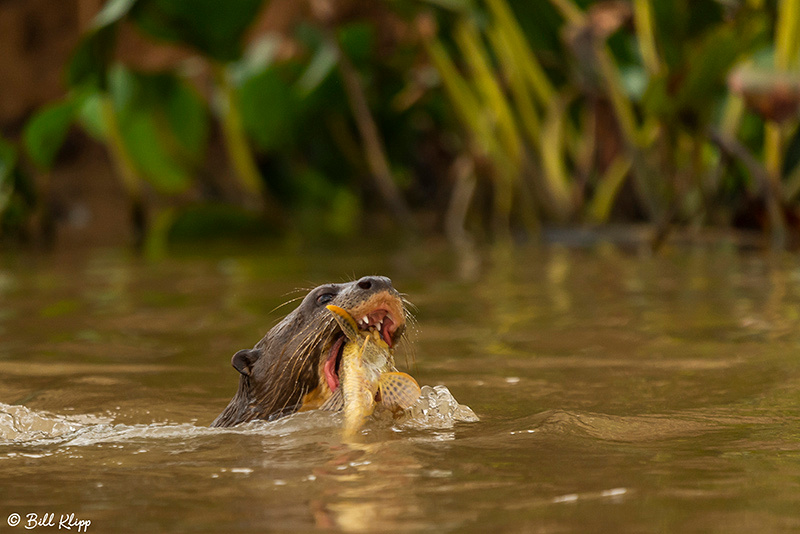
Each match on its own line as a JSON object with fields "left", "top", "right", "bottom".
{"left": 211, "top": 276, "right": 407, "bottom": 427}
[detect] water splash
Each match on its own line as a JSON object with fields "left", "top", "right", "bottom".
{"left": 399, "top": 385, "right": 479, "bottom": 429}
{"left": 0, "top": 403, "right": 109, "bottom": 444}
{"left": 0, "top": 388, "right": 477, "bottom": 450}
{"left": 0, "top": 403, "right": 345, "bottom": 449}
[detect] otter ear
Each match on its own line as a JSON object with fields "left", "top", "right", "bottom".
{"left": 231, "top": 349, "right": 260, "bottom": 376}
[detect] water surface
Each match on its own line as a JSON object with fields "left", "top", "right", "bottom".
{"left": 2, "top": 242, "right": 800, "bottom": 532}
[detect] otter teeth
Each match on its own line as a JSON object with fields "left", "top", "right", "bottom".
{"left": 356, "top": 314, "right": 385, "bottom": 333}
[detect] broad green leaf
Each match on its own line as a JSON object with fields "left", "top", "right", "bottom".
{"left": 106, "top": 65, "right": 204, "bottom": 193}
{"left": 108, "top": 64, "right": 139, "bottom": 114}
{"left": 92, "top": 0, "right": 139, "bottom": 29}
{"left": 118, "top": 111, "right": 192, "bottom": 194}
{"left": 130, "top": 0, "right": 265, "bottom": 62}
{"left": 163, "top": 80, "right": 209, "bottom": 161}
{"left": 76, "top": 91, "right": 107, "bottom": 139}
{"left": 230, "top": 36, "right": 280, "bottom": 85}
{"left": 337, "top": 23, "right": 374, "bottom": 66}
{"left": 296, "top": 41, "right": 338, "bottom": 96}
{"left": 649, "top": 0, "right": 724, "bottom": 68}
{"left": 23, "top": 98, "right": 78, "bottom": 170}
{"left": 674, "top": 18, "right": 766, "bottom": 126}
{"left": 116, "top": 69, "right": 209, "bottom": 160}
{"left": 239, "top": 66, "right": 298, "bottom": 151}
{"left": 676, "top": 27, "right": 741, "bottom": 110}
{"left": 67, "top": 25, "right": 116, "bottom": 90}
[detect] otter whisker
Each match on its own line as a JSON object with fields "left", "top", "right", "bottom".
{"left": 269, "top": 318, "right": 335, "bottom": 410}
{"left": 400, "top": 294, "right": 419, "bottom": 314}
{"left": 269, "top": 294, "right": 306, "bottom": 315}
{"left": 291, "top": 321, "right": 336, "bottom": 385}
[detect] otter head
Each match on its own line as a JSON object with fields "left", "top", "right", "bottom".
{"left": 211, "top": 276, "right": 407, "bottom": 427}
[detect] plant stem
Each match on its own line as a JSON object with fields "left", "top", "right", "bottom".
{"left": 486, "top": 0, "right": 555, "bottom": 106}
{"left": 331, "top": 34, "right": 415, "bottom": 228}
{"left": 764, "top": 123, "right": 782, "bottom": 178}
{"left": 548, "top": 0, "right": 585, "bottom": 25}
{"left": 633, "top": 0, "right": 661, "bottom": 75}
{"left": 212, "top": 63, "right": 279, "bottom": 217}
{"left": 588, "top": 155, "right": 632, "bottom": 223}
{"left": 709, "top": 130, "right": 787, "bottom": 248}
{"left": 776, "top": 0, "right": 800, "bottom": 69}
{"left": 99, "top": 95, "right": 141, "bottom": 200}
{"left": 99, "top": 94, "right": 147, "bottom": 248}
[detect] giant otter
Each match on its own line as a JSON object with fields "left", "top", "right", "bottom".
{"left": 211, "top": 276, "right": 408, "bottom": 427}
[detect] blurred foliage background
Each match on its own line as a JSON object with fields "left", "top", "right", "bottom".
{"left": 1, "top": 0, "right": 799, "bottom": 252}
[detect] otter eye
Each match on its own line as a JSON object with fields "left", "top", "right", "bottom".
{"left": 316, "top": 293, "right": 334, "bottom": 306}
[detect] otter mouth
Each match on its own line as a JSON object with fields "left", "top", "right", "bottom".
{"left": 322, "top": 296, "right": 404, "bottom": 393}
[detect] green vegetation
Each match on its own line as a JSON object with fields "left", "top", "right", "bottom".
{"left": 2, "top": 0, "right": 800, "bottom": 249}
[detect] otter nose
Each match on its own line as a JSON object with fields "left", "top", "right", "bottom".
{"left": 356, "top": 276, "right": 393, "bottom": 292}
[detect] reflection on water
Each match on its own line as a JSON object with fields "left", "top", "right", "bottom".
{"left": 3, "top": 243, "right": 800, "bottom": 532}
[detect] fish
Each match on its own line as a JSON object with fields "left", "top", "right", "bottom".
{"left": 323, "top": 304, "right": 421, "bottom": 436}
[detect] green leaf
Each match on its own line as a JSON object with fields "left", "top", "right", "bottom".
{"left": 163, "top": 80, "right": 209, "bottom": 161}
{"left": 130, "top": 0, "right": 265, "bottom": 62}
{"left": 23, "top": 98, "right": 78, "bottom": 170}
{"left": 114, "top": 69, "right": 209, "bottom": 160}
{"left": 67, "top": 25, "right": 117, "bottom": 90}
{"left": 674, "top": 17, "right": 767, "bottom": 127}
{"left": 230, "top": 36, "right": 280, "bottom": 84}
{"left": 67, "top": 0, "right": 139, "bottom": 90}
{"left": 119, "top": 111, "right": 193, "bottom": 193}
{"left": 675, "top": 27, "right": 742, "bottom": 111}
{"left": 76, "top": 91, "right": 107, "bottom": 139}
{"left": 238, "top": 66, "right": 298, "bottom": 151}
{"left": 296, "top": 41, "right": 338, "bottom": 96}
{"left": 107, "top": 65, "right": 205, "bottom": 193}
{"left": 337, "top": 23, "right": 374, "bottom": 66}
{"left": 92, "top": 0, "right": 139, "bottom": 29}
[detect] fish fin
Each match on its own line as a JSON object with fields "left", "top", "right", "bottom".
{"left": 320, "top": 388, "right": 344, "bottom": 411}
{"left": 326, "top": 305, "right": 359, "bottom": 342}
{"left": 357, "top": 336, "right": 371, "bottom": 360}
{"left": 378, "top": 372, "right": 421, "bottom": 412}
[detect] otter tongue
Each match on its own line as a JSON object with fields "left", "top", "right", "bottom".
{"left": 381, "top": 316, "right": 395, "bottom": 347}
{"left": 324, "top": 337, "right": 344, "bottom": 392}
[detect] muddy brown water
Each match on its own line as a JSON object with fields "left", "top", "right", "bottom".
{"left": 1, "top": 242, "right": 800, "bottom": 533}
